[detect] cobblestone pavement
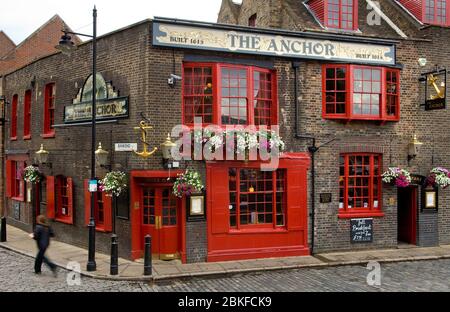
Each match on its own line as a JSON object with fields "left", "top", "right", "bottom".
{"left": 1, "top": 248, "right": 449, "bottom": 292}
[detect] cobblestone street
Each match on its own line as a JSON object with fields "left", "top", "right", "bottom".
{"left": 1, "top": 248, "right": 450, "bottom": 292}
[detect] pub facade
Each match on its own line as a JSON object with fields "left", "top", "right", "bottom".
{"left": 1, "top": 0, "right": 450, "bottom": 263}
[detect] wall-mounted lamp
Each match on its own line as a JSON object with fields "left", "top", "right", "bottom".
{"left": 0, "top": 96, "right": 8, "bottom": 125}
{"left": 418, "top": 58, "right": 428, "bottom": 67}
{"left": 36, "top": 144, "right": 51, "bottom": 167}
{"left": 408, "top": 135, "right": 423, "bottom": 163}
{"left": 160, "top": 133, "right": 178, "bottom": 169}
{"left": 95, "top": 142, "right": 110, "bottom": 168}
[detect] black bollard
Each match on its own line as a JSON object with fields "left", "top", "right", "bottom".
{"left": 0, "top": 217, "right": 6, "bottom": 242}
{"left": 144, "top": 235, "right": 152, "bottom": 276}
{"left": 110, "top": 234, "right": 119, "bottom": 276}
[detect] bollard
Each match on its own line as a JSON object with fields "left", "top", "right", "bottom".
{"left": 0, "top": 217, "right": 6, "bottom": 242}
{"left": 110, "top": 234, "right": 119, "bottom": 276}
{"left": 144, "top": 235, "right": 152, "bottom": 276}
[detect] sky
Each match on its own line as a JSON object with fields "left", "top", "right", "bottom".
{"left": 0, "top": 0, "right": 224, "bottom": 44}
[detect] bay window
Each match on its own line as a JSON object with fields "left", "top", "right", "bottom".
{"left": 323, "top": 64, "right": 400, "bottom": 121}
{"left": 183, "top": 63, "right": 278, "bottom": 127}
{"left": 339, "top": 154, "right": 384, "bottom": 218}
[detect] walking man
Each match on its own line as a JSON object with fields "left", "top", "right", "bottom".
{"left": 30, "top": 215, "right": 57, "bottom": 276}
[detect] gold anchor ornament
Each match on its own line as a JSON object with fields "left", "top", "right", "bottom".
{"left": 427, "top": 74, "right": 446, "bottom": 100}
{"left": 134, "top": 121, "right": 158, "bottom": 158}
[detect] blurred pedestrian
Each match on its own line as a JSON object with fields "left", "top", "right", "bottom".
{"left": 30, "top": 215, "right": 57, "bottom": 277}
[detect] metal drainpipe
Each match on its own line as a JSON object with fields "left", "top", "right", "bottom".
{"left": 292, "top": 61, "right": 317, "bottom": 255}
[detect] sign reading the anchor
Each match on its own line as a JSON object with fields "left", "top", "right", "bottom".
{"left": 134, "top": 121, "right": 158, "bottom": 158}
{"left": 423, "top": 69, "right": 446, "bottom": 111}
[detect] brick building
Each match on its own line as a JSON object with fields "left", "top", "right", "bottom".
{"left": 1, "top": 0, "right": 449, "bottom": 264}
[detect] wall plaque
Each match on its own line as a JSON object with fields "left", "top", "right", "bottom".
{"left": 320, "top": 193, "right": 332, "bottom": 203}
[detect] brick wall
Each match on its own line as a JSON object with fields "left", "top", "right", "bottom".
{"left": 186, "top": 221, "right": 207, "bottom": 263}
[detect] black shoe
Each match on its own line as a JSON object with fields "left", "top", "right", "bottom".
{"left": 34, "top": 271, "right": 42, "bottom": 275}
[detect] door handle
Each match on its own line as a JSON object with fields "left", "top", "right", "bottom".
{"left": 158, "top": 216, "right": 162, "bottom": 230}
{"left": 155, "top": 216, "right": 162, "bottom": 230}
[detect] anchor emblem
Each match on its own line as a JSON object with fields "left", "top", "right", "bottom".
{"left": 134, "top": 121, "right": 158, "bottom": 158}
{"left": 428, "top": 74, "right": 445, "bottom": 100}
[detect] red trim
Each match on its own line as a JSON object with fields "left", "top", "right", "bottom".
{"left": 23, "top": 90, "right": 32, "bottom": 139}
{"left": 130, "top": 170, "right": 185, "bottom": 261}
{"left": 46, "top": 176, "right": 55, "bottom": 220}
{"left": 5, "top": 160, "right": 13, "bottom": 198}
{"left": 338, "top": 212, "right": 385, "bottom": 219}
{"left": 43, "top": 83, "right": 55, "bottom": 136}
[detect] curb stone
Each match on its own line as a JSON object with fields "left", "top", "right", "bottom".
{"left": 2, "top": 242, "right": 450, "bottom": 283}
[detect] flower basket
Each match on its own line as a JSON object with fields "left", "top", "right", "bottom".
{"left": 173, "top": 169, "right": 204, "bottom": 198}
{"left": 382, "top": 167, "right": 411, "bottom": 188}
{"left": 99, "top": 171, "right": 128, "bottom": 197}
{"left": 425, "top": 167, "right": 450, "bottom": 189}
{"left": 22, "top": 166, "right": 43, "bottom": 184}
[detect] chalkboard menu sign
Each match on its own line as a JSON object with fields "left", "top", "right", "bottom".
{"left": 351, "top": 218, "right": 373, "bottom": 243}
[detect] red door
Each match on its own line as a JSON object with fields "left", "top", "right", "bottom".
{"left": 398, "top": 187, "right": 417, "bottom": 245}
{"left": 141, "top": 186, "right": 180, "bottom": 260}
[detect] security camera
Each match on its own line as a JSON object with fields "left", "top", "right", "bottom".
{"left": 168, "top": 74, "right": 182, "bottom": 87}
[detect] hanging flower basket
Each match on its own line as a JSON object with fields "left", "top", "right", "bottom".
{"left": 173, "top": 169, "right": 204, "bottom": 198}
{"left": 99, "top": 171, "right": 128, "bottom": 197}
{"left": 425, "top": 167, "right": 450, "bottom": 189}
{"left": 382, "top": 167, "right": 412, "bottom": 188}
{"left": 22, "top": 166, "right": 43, "bottom": 184}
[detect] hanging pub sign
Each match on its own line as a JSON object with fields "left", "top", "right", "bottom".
{"left": 152, "top": 20, "right": 396, "bottom": 65}
{"left": 421, "top": 69, "right": 447, "bottom": 111}
{"left": 64, "top": 74, "right": 129, "bottom": 123}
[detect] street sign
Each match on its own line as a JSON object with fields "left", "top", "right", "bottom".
{"left": 89, "top": 180, "right": 98, "bottom": 193}
{"left": 115, "top": 143, "right": 138, "bottom": 152}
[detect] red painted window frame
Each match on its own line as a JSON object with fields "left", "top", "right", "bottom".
{"left": 182, "top": 62, "right": 278, "bottom": 128}
{"left": 228, "top": 165, "right": 287, "bottom": 233}
{"left": 23, "top": 90, "right": 32, "bottom": 140}
{"left": 11, "top": 160, "right": 25, "bottom": 202}
{"left": 55, "top": 176, "right": 73, "bottom": 224}
{"left": 10, "top": 94, "right": 18, "bottom": 140}
{"left": 338, "top": 153, "right": 384, "bottom": 218}
{"left": 324, "top": 0, "right": 358, "bottom": 30}
{"left": 43, "top": 83, "right": 55, "bottom": 138}
{"left": 248, "top": 13, "right": 257, "bottom": 27}
{"left": 422, "top": 0, "right": 449, "bottom": 26}
{"left": 322, "top": 64, "right": 400, "bottom": 122}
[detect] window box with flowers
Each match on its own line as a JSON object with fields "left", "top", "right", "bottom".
{"left": 425, "top": 167, "right": 450, "bottom": 189}
{"left": 382, "top": 167, "right": 412, "bottom": 187}
{"left": 173, "top": 169, "right": 204, "bottom": 198}
{"left": 192, "top": 128, "right": 286, "bottom": 160}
